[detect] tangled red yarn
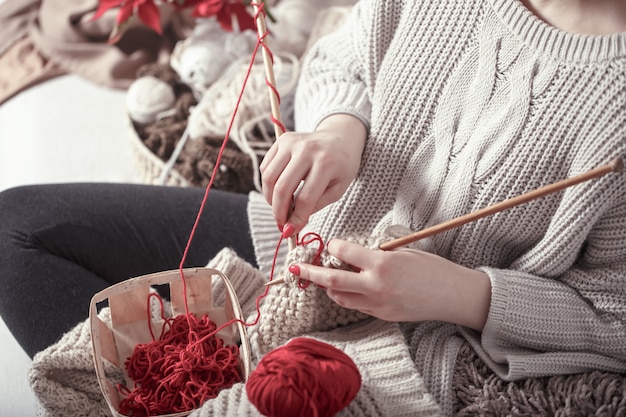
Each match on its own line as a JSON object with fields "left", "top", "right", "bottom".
{"left": 117, "top": 312, "right": 241, "bottom": 416}
{"left": 246, "top": 338, "right": 362, "bottom": 417}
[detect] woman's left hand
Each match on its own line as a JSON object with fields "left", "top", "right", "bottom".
{"left": 290, "top": 239, "right": 492, "bottom": 331}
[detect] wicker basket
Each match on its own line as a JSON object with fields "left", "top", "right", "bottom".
{"left": 127, "top": 115, "right": 192, "bottom": 187}
{"left": 89, "top": 267, "right": 251, "bottom": 417}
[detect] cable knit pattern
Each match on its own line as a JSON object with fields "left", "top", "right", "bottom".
{"left": 247, "top": 0, "right": 626, "bottom": 413}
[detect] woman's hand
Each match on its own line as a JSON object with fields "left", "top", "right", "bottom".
{"left": 260, "top": 114, "right": 367, "bottom": 234}
{"left": 290, "top": 239, "right": 492, "bottom": 331}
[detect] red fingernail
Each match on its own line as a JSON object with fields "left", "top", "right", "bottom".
{"left": 282, "top": 223, "right": 295, "bottom": 238}
{"left": 277, "top": 224, "right": 284, "bottom": 232}
{"left": 288, "top": 264, "right": 300, "bottom": 275}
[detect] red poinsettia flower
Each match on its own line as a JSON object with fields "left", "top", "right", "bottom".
{"left": 172, "top": 0, "right": 256, "bottom": 32}
{"left": 193, "top": 1, "right": 256, "bottom": 32}
{"left": 92, "top": 0, "right": 266, "bottom": 44}
{"left": 92, "top": 0, "right": 162, "bottom": 42}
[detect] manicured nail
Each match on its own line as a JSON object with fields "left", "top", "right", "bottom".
{"left": 277, "top": 224, "right": 284, "bottom": 232}
{"left": 288, "top": 264, "right": 300, "bottom": 276}
{"left": 282, "top": 223, "right": 295, "bottom": 238}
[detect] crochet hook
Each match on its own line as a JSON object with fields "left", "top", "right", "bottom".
{"left": 265, "top": 157, "right": 623, "bottom": 286}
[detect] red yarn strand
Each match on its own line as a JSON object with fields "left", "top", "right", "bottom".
{"left": 117, "top": 5, "right": 277, "bottom": 414}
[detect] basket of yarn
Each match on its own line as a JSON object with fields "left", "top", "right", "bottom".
{"left": 127, "top": 117, "right": 192, "bottom": 188}
{"left": 89, "top": 267, "right": 252, "bottom": 417}
{"left": 126, "top": 62, "right": 260, "bottom": 192}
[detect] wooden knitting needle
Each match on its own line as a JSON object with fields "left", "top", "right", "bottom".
{"left": 265, "top": 157, "right": 623, "bottom": 286}
{"left": 252, "top": 0, "right": 296, "bottom": 252}
{"left": 379, "top": 157, "right": 624, "bottom": 250}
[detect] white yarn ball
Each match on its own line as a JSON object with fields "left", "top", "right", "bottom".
{"left": 172, "top": 18, "right": 257, "bottom": 95}
{"left": 267, "top": 0, "right": 320, "bottom": 57}
{"left": 126, "top": 76, "right": 176, "bottom": 124}
{"left": 177, "top": 43, "right": 231, "bottom": 91}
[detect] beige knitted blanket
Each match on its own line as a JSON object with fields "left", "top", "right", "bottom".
{"left": 29, "top": 243, "right": 625, "bottom": 416}
{"left": 29, "top": 247, "right": 441, "bottom": 417}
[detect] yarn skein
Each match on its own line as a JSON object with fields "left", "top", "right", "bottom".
{"left": 246, "top": 337, "right": 362, "bottom": 417}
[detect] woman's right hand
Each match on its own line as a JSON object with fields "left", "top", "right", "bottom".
{"left": 260, "top": 114, "right": 367, "bottom": 235}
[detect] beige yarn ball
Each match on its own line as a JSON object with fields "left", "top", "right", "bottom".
{"left": 125, "top": 76, "right": 176, "bottom": 124}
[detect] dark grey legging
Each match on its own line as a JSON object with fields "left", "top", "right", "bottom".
{"left": 0, "top": 183, "right": 256, "bottom": 358}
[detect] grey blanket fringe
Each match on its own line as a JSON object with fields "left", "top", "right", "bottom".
{"left": 452, "top": 342, "right": 626, "bottom": 416}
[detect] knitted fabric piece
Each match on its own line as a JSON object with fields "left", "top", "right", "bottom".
{"left": 190, "top": 247, "right": 442, "bottom": 416}
{"left": 252, "top": 251, "right": 366, "bottom": 355}
{"left": 176, "top": 135, "right": 256, "bottom": 193}
{"left": 30, "top": 247, "right": 625, "bottom": 416}
{"left": 191, "top": 319, "right": 443, "bottom": 417}
{"left": 29, "top": 307, "right": 120, "bottom": 417}
{"left": 251, "top": 231, "right": 408, "bottom": 355}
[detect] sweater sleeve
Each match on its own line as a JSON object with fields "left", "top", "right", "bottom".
{"left": 293, "top": 0, "right": 387, "bottom": 132}
{"left": 462, "top": 181, "right": 626, "bottom": 380}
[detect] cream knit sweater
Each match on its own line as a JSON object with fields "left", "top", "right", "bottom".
{"left": 247, "top": 0, "right": 626, "bottom": 414}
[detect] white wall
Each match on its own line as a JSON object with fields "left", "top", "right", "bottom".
{"left": 0, "top": 75, "right": 138, "bottom": 192}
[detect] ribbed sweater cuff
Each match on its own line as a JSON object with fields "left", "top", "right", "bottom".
{"left": 294, "top": 82, "right": 372, "bottom": 132}
{"left": 476, "top": 267, "right": 626, "bottom": 379}
{"left": 246, "top": 191, "right": 286, "bottom": 280}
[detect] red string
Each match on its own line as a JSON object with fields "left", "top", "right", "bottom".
{"left": 177, "top": 4, "right": 270, "bottom": 325}
{"left": 117, "top": 229, "right": 285, "bottom": 414}
{"left": 118, "top": 313, "right": 241, "bottom": 416}
{"left": 116, "top": 4, "right": 285, "bottom": 413}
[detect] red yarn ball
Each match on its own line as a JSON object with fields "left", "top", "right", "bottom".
{"left": 246, "top": 337, "right": 361, "bottom": 417}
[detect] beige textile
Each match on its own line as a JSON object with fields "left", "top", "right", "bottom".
{"left": 0, "top": 0, "right": 39, "bottom": 55}
{"left": 0, "top": 36, "right": 65, "bottom": 105}
{"left": 0, "top": 0, "right": 194, "bottom": 104}
{"left": 30, "top": 247, "right": 441, "bottom": 417}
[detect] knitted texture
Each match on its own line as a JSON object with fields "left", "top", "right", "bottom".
{"left": 29, "top": 247, "right": 625, "bottom": 416}
{"left": 29, "top": 307, "right": 120, "bottom": 417}
{"left": 247, "top": 0, "right": 626, "bottom": 412}
{"left": 252, "top": 234, "right": 387, "bottom": 355}
{"left": 252, "top": 226, "right": 422, "bottom": 354}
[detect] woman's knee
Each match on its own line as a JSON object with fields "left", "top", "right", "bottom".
{"left": 0, "top": 185, "right": 42, "bottom": 235}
